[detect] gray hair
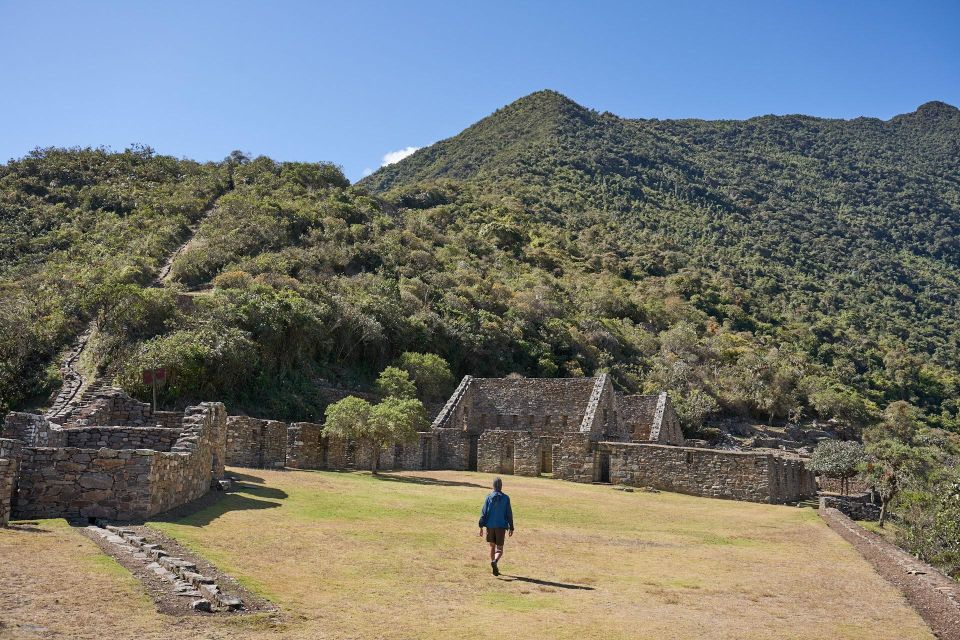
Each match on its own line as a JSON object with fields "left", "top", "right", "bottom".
{"left": 493, "top": 477, "right": 503, "bottom": 491}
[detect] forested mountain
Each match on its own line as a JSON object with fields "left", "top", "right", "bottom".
{"left": 1, "top": 92, "right": 958, "bottom": 438}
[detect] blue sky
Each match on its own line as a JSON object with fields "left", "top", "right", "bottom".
{"left": 1, "top": 1, "right": 958, "bottom": 181}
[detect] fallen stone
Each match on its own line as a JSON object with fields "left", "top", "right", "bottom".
{"left": 191, "top": 599, "right": 212, "bottom": 612}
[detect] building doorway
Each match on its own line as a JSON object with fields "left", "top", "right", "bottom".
{"left": 468, "top": 436, "right": 478, "bottom": 471}
{"left": 540, "top": 447, "right": 553, "bottom": 474}
{"left": 598, "top": 452, "right": 611, "bottom": 483}
{"left": 502, "top": 444, "right": 515, "bottom": 475}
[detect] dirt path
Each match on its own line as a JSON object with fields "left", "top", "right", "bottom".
{"left": 821, "top": 506, "right": 960, "bottom": 640}
{"left": 45, "top": 204, "right": 219, "bottom": 419}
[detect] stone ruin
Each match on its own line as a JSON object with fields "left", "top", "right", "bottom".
{"left": 221, "top": 375, "right": 815, "bottom": 505}
{"left": 0, "top": 375, "right": 816, "bottom": 528}
{"left": 0, "top": 387, "right": 226, "bottom": 525}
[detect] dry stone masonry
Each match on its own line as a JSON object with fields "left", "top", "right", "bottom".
{"left": 1, "top": 389, "right": 227, "bottom": 522}
{"left": 1, "top": 375, "right": 817, "bottom": 528}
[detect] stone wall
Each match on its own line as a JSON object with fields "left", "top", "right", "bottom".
{"left": 225, "top": 416, "right": 287, "bottom": 469}
{"left": 396, "top": 432, "right": 438, "bottom": 470}
{"left": 578, "top": 374, "right": 617, "bottom": 437}
{"left": 435, "top": 428, "right": 469, "bottom": 470}
{"left": 597, "top": 442, "right": 814, "bottom": 503}
{"left": 286, "top": 422, "right": 325, "bottom": 469}
{"left": 15, "top": 446, "right": 156, "bottom": 520}
{"left": 63, "top": 427, "right": 182, "bottom": 451}
{"left": 477, "top": 430, "right": 541, "bottom": 476}
{"left": 66, "top": 388, "right": 154, "bottom": 427}
{"left": 9, "top": 402, "right": 227, "bottom": 521}
{"left": 3, "top": 412, "right": 64, "bottom": 447}
{"left": 617, "top": 394, "right": 659, "bottom": 440}
{"left": 554, "top": 433, "right": 596, "bottom": 483}
{"left": 649, "top": 393, "right": 684, "bottom": 446}
{"left": 148, "top": 402, "right": 227, "bottom": 516}
{"left": 0, "top": 438, "right": 21, "bottom": 526}
{"left": 355, "top": 441, "right": 394, "bottom": 472}
{"left": 466, "top": 377, "right": 602, "bottom": 436}
{"left": 431, "top": 375, "right": 474, "bottom": 431}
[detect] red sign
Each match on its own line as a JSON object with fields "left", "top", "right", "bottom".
{"left": 142, "top": 368, "right": 167, "bottom": 385}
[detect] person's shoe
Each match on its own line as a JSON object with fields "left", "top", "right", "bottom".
{"left": 491, "top": 561, "right": 499, "bottom": 576}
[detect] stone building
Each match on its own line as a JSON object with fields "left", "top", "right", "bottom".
{"left": 0, "top": 388, "right": 227, "bottom": 523}
{"left": 423, "top": 375, "right": 814, "bottom": 503}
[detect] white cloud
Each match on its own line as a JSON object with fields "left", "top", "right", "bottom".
{"left": 381, "top": 146, "right": 420, "bottom": 166}
{"left": 361, "top": 167, "right": 374, "bottom": 177}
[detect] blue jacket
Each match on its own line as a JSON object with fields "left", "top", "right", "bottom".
{"left": 479, "top": 491, "right": 514, "bottom": 530}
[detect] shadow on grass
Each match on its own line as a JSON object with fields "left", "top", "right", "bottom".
{"left": 498, "top": 575, "right": 596, "bottom": 591}
{"left": 6, "top": 522, "right": 50, "bottom": 534}
{"left": 229, "top": 471, "right": 269, "bottom": 484}
{"left": 149, "top": 480, "right": 289, "bottom": 527}
{"left": 371, "top": 473, "right": 489, "bottom": 489}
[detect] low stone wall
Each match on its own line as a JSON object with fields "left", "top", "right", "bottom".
{"left": 64, "top": 427, "right": 182, "bottom": 451}
{"left": 3, "top": 412, "right": 64, "bottom": 447}
{"left": 821, "top": 494, "right": 881, "bottom": 521}
{"left": 225, "top": 416, "right": 287, "bottom": 469}
{"left": 598, "top": 442, "right": 814, "bottom": 503}
{"left": 15, "top": 446, "right": 155, "bottom": 520}
{"left": 0, "top": 438, "right": 22, "bottom": 526}
{"left": 10, "top": 402, "right": 227, "bottom": 521}
{"left": 477, "top": 430, "right": 541, "bottom": 476}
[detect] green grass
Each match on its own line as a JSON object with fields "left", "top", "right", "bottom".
{"left": 141, "top": 469, "right": 933, "bottom": 640}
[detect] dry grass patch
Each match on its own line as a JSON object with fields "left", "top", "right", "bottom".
{"left": 0, "top": 470, "right": 935, "bottom": 639}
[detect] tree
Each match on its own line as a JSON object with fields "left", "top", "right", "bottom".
{"left": 396, "top": 352, "right": 455, "bottom": 402}
{"left": 375, "top": 366, "right": 416, "bottom": 399}
{"left": 808, "top": 440, "right": 866, "bottom": 495}
{"left": 860, "top": 401, "right": 932, "bottom": 526}
{"left": 321, "top": 395, "right": 425, "bottom": 474}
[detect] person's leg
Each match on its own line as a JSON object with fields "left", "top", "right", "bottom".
{"left": 489, "top": 542, "right": 496, "bottom": 561}
{"left": 493, "top": 544, "right": 503, "bottom": 563}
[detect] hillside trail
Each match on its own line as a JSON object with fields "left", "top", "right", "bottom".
{"left": 45, "top": 204, "right": 220, "bottom": 420}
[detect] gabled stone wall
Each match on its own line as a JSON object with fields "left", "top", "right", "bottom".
{"left": 466, "top": 377, "right": 600, "bottom": 436}
{"left": 616, "top": 394, "right": 659, "bottom": 440}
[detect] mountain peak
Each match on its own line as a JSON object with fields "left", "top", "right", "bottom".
{"left": 893, "top": 100, "right": 960, "bottom": 125}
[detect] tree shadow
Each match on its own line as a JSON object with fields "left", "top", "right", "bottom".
{"left": 371, "top": 473, "right": 489, "bottom": 489}
{"left": 498, "top": 575, "right": 596, "bottom": 590}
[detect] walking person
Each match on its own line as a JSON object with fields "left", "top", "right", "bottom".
{"left": 478, "top": 477, "right": 514, "bottom": 575}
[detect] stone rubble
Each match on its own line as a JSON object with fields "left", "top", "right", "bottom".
{"left": 86, "top": 524, "right": 243, "bottom": 612}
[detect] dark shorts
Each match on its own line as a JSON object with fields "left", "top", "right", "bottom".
{"left": 486, "top": 527, "right": 507, "bottom": 546}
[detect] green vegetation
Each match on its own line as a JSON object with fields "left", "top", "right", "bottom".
{"left": 809, "top": 440, "right": 866, "bottom": 495}
{"left": 0, "top": 91, "right": 957, "bottom": 575}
